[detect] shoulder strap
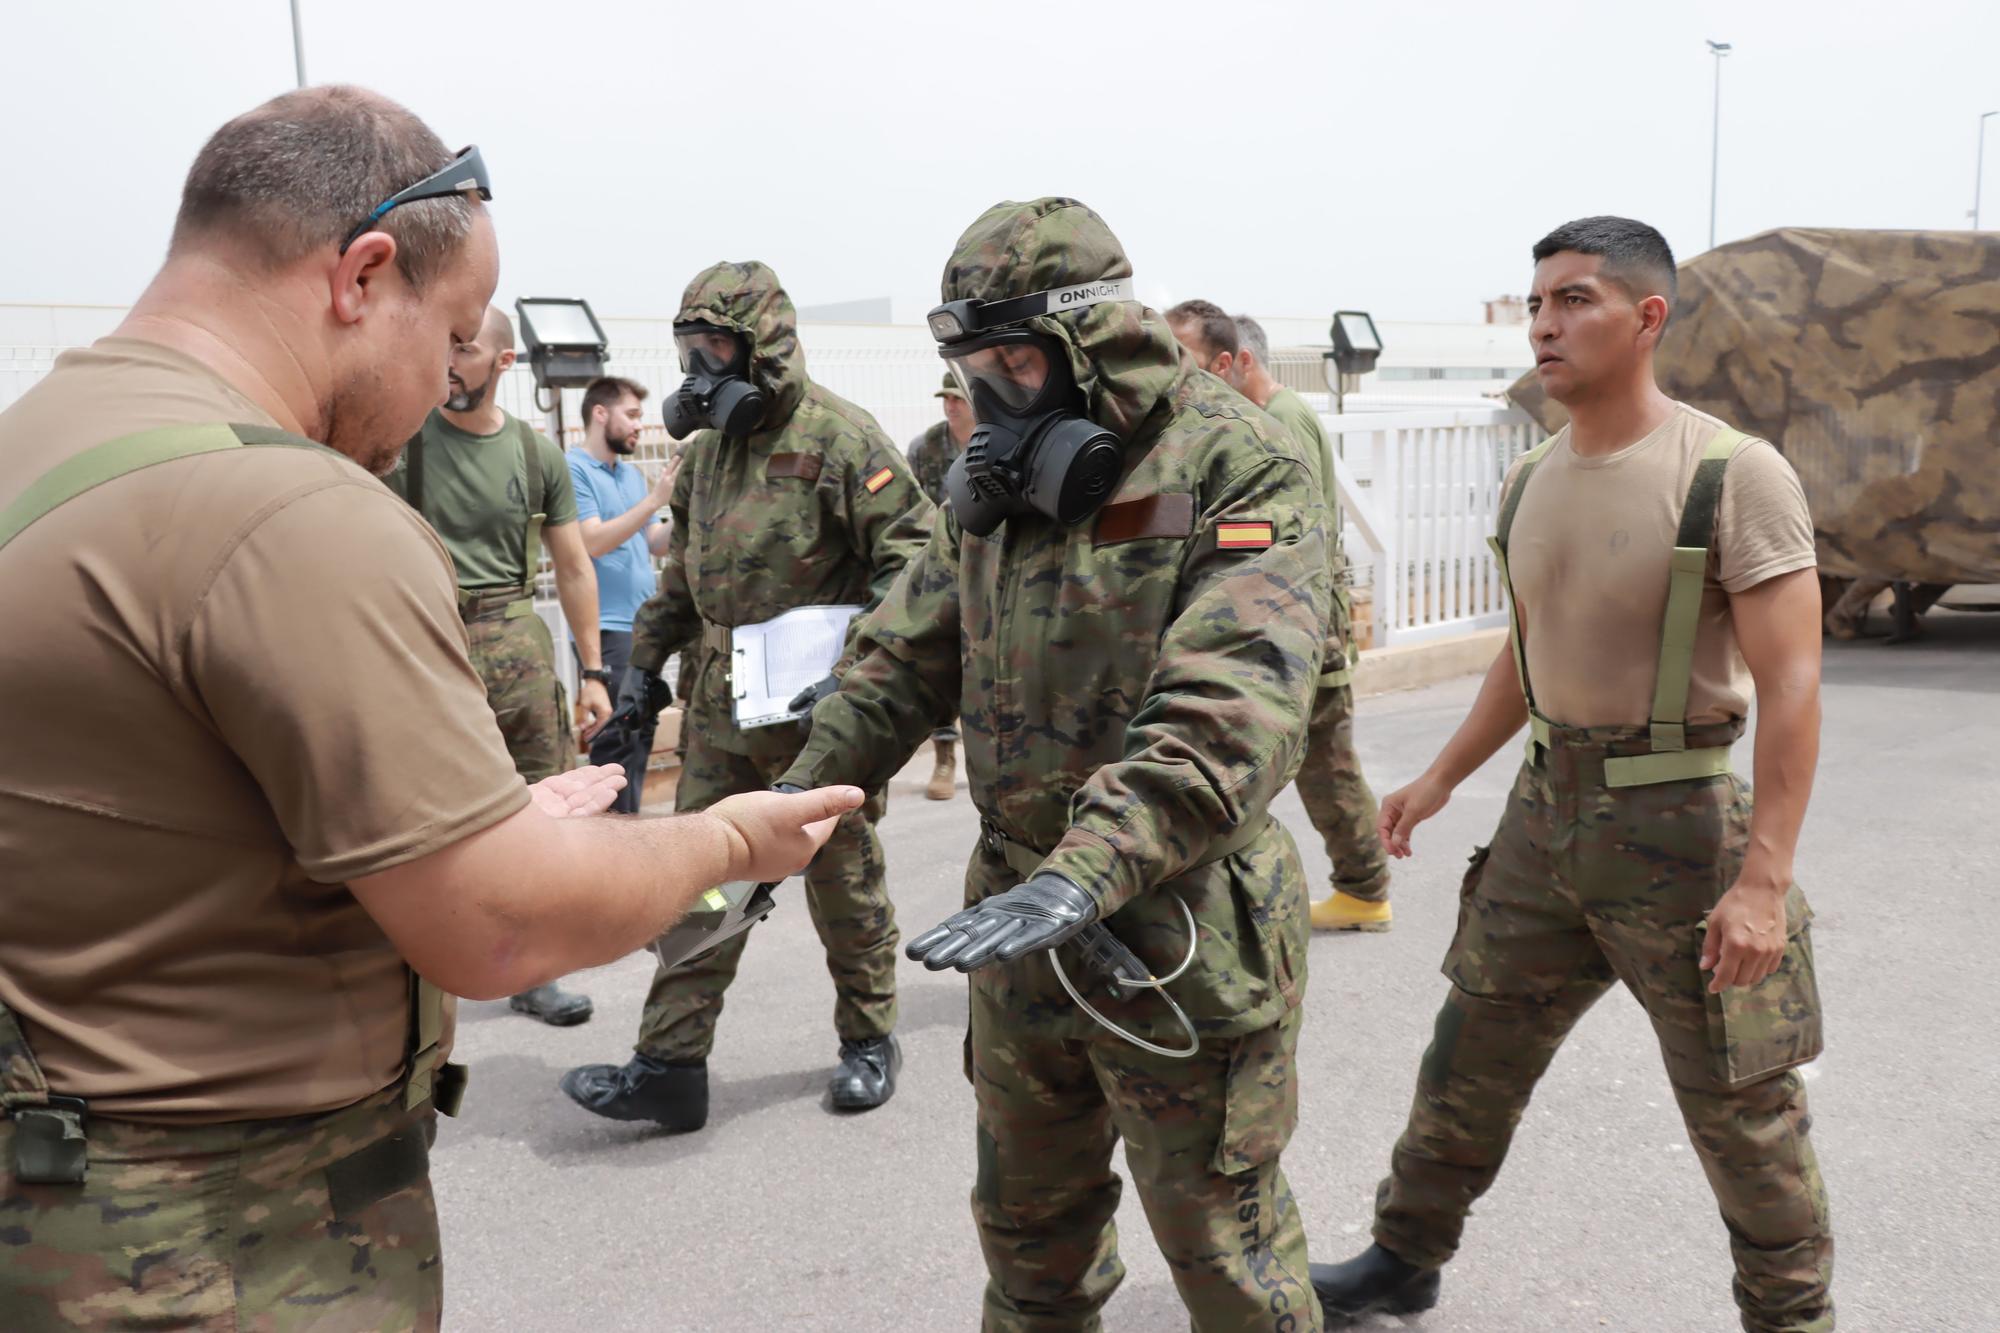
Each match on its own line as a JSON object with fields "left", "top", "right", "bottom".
{"left": 1484, "top": 436, "right": 1558, "bottom": 714}
{"left": 0, "top": 423, "right": 328, "bottom": 554}
{"left": 1492, "top": 436, "right": 1557, "bottom": 557}
{"left": 405, "top": 432, "right": 427, "bottom": 515}
{"left": 1646, "top": 427, "right": 1749, "bottom": 752}
{"left": 516, "top": 417, "right": 547, "bottom": 598}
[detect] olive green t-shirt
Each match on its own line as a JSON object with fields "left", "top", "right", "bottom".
{"left": 384, "top": 409, "right": 578, "bottom": 589}
{"left": 1262, "top": 387, "right": 1337, "bottom": 509}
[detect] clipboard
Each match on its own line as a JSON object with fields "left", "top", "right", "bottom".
{"left": 730, "top": 604, "right": 862, "bottom": 729}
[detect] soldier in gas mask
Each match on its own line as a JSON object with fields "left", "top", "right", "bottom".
{"left": 561, "top": 261, "right": 932, "bottom": 1126}
{"left": 778, "top": 199, "right": 1337, "bottom": 1329}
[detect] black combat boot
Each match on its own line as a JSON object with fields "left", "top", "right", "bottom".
{"left": 559, "top": 1055, "right": 708, "bottom": 1131}
{"left": 1310, "top": 1243, "right": 1442, "bottom": 1323}
{"left": 827, "top": 1035, "right": 900, "bottom": 1112}
{"left": 509, "top": 981, "right": 594, "bottom": 1026}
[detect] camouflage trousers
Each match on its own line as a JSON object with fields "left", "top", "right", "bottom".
{"left": 466, "top": 606, "right": 572, "bottom": 783}
{"left": 0, "top": 1087, "right": 441, "bottom": 1331}
{"left": 1374, "top": 721, "right": 1832, "bottom": 1333}
{"left": 636, "top": 727, "right": 898, "bottom": 1061}
{"left": 1291, "top": 681, "right": 1389, "bottom": 901}
{"left": 968, "top": 987, "right": 1320, "bottom": 1332}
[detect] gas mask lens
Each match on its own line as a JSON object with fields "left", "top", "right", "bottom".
{"left": 946, "top": 339, "right": 1056, "bottom": 416}
{"left": 674, "top": 324, "right": 747, "bottom": 377}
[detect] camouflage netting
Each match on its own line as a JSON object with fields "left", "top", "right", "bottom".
{"left": 1508, "top": 228, "right": 2000, "bottom": 583}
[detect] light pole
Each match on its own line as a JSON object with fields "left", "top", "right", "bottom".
{"left": 289, "top": 0, "right": 308, "bottom": 88}
{"left": 1707, "top": 39, "right": 1732, "bottom": 251}
{"left": 1976, "top": 111, "right": 1999, "bottom": 230}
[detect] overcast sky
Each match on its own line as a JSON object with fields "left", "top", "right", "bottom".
{"left": 6, "top": 0, "right": 1996, "bottom": 326}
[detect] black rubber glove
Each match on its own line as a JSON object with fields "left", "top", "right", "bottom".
{"left": 787, "top": 673, "right": 839, "bottom": 714}
{"left": 905, "top": 872, "right": 1098, "bottom": 973}
{"left": 601, "top": 666, "right": 671, "bottom": 743}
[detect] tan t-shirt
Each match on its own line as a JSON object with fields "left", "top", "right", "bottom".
{"left": 1502, "top": 402, "right": 1816, "bottom": 728}
{"left": 0, "top": 338, "right": 529, "bottom": 1124}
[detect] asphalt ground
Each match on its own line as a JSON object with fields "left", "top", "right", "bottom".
{"left": 435, "top": 611, "right": 2000, "bottom": 1331}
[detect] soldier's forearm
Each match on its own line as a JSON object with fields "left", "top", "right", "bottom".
{"left": 555, "top": 569, "right": 602, "bottom": 669}
{"left": 1427, "top": 647, "right": 1529, "bottom": 789}
{"left": 1743, "top": 681, "right": 1818, "bottom": 893}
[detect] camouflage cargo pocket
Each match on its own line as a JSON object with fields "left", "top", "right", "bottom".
{"left": 1698, "top": 889, "right": 1824, "bottom": 1085}
{"left": 1210, "top": 1009, "right": 1301, "bottom": 1176}
{"left": 1445, "top": 844, "right": 1492, "bottom": 963}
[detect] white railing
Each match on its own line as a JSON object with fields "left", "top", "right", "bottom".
{"left": 2, "top": 342, "right": 1540, "bottom": 670}
{"left": 1325, "top": 403, "right": 1539, "bottom": 648}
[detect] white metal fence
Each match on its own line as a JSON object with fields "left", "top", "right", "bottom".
{"left": 3, "top": 342, "right": 1540, "bottom": 667}
{"left": 1323, "top": 403, "right": 1540, "bottom": 647}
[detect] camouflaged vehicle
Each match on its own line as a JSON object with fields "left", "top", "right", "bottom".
{"left": 1509, "top": 227, "right": 2000, "bottom": 589}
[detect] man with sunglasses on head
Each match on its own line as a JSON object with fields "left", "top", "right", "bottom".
{"left": 0, "top": 89, "right": 864, "bottom": 1329}
{"left": 778, "top": 198, "right": 1338, "bottom": 1329}
{"left": 384, "top": 307, "right": 612, "bottom": 1029}
{"left": 562, "top": 262, "right": 932, "bottom": 1129}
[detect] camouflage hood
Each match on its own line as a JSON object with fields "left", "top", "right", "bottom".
{"left": 676, "top": 260, "right": 809, "bottom": 432}
{"left": 940, "top": 197, "right": 1185, "bottom": 443}
{"left": 1508, "top": 228, "right": 2000, "bottom": 584}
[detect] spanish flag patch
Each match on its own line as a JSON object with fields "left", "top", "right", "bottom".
{"left": 1215, "top": 520, "right": 1275, "bottom": 549}
{"left": 864, "top": 466, "right": 895, "bottom": 494}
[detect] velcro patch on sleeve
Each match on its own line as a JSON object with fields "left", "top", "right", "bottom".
{"left": 766, "top": 452, "right": 823, "bottom": 482}
{"left": 864, "top": 466, "right": 895, "bottom": 494}
{"left": 1215, "top": 520, "right": 1275, "bottom": 550}
{"left": 1094, "top": 493, "right": 1195, "bottom": 545}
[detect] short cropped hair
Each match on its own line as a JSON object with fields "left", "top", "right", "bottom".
{"left": 1531, "top": 216, "right": 1677, "bottom": 317}
{"left": 582, "top": 375, "right": 649, "bottom": 425}
{"left": 170, "top": 86, "right": 477, "bottom": 293}
{"left": 1232, "top": 314, "right": 1270, "bottom": 367}
{"left": 1165, "top": 299, "right": 1238, "bottom": 359}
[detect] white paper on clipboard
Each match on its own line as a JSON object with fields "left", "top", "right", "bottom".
{"left": 730, "top": 604, "right": 862, "bottom": 729}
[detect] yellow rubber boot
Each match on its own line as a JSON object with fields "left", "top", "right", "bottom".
{"left": 1310, "top": 890, "right": 1393, "bottom": 933}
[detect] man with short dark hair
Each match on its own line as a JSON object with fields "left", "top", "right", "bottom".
{"left": 904, "top": 371, "right": 973, "bottom": 799}
{"left": 1164, "top": 297, "right": 1240, "bottom": 381}
{"left": 385, "top": 307, "right": 612, "bottom": 1028}
{"left": 1312, "top": 216, "right": 1833, "bottom": 1331}
{"left": 0, "top": 86, "right": 862, "bottom": 1329}
{"left": 1230, "top": 314, "right": 1394, "bottom": 930}
{"left": 570, "top": 375, "right": 678, "bottom": 812}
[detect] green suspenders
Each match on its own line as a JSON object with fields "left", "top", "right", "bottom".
{"left": 1, "top": 424, "right": 463, "bottom": 1185}
{"left": 1489, "top": 427, "right": 1749, "bottom": 788}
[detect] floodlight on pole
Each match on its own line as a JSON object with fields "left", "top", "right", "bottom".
{"left": 289, "top": 0, "right": 308, "bottom": 88}
{"left": 1707, "top": 40, "right": 1732, "bottom": 251}
{"left": 1975, "top": 111, "right": 1999, "bottom": 231}
{"left": 1321, "top": 310, "right": 1382, "bottom": 415}
{"left": 515, "top": 297, "right": 610, "bottom": 438}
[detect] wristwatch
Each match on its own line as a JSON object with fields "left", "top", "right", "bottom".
{"left": 579, "top": 668, "right": 613, "bottom": 685}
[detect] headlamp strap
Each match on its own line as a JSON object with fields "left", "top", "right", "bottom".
{"left": 955, "top": 276, "right": 1135, "bottom": 335}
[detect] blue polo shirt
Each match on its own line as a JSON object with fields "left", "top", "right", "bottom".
{"left": 566, "top": 448, "right": 661, "bottom": 632}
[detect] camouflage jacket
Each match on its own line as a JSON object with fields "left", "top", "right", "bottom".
{"left": 783, "top": 198, "right": 1332, "bottom": 1039}
{"left": 630, "top": 262, "right": 933, "bottom": 759}
{"left": 904, "top": 420, "right": 960, "bottom": 507}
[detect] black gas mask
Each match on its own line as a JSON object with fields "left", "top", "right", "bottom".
{"left": 927, "top": 277, "right": 1134, "bottom": 537}
{"left": 665, "top": 322, "right": 767, "bottom": 438}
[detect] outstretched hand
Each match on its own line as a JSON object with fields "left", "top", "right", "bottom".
{"left": 707, "top": 785, "right": 866, "bottom": 882}
{"left": 906, "top": 872, "right": 1098, "bottom": 973}
{"left": 528, "top": 764, "right": 628, "bottom": 819}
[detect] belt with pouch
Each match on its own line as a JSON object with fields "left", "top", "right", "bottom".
{"left": 459, "top": 587, "right": 536, "bottom": 624}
